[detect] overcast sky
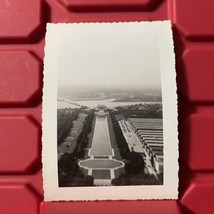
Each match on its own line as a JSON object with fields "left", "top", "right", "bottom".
{"left": 56, "top": 23, "right": 161, "bottom": 89}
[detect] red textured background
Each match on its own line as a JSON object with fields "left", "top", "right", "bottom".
{"left": 0, "top": 0, "right": 214, "bottom": 213}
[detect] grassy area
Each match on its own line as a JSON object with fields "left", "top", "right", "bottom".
{"left": 81, "top": 168, "right": 88, "bottom": 177}
{"left": 114, "top": 167, "right": 125, "bottom": 179}
{"left": 107, "top": 115, "right": 117, "bottom": 148}
{"left": 92, "top": 170, "right": 111, "bottom": 179}
{"left": 80, "top": 159, "right": 123, "bottom": 168}
{"left": 83, "top": 148, "right": 90, "bottom": 159}
{"left": 113, "top": 148, "right": 124, "bottom": 161}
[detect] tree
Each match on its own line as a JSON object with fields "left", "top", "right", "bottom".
{"left": 109, "top": 111, "right": 130, "bottom": 159}
{"left": 58, "top": 153, "right": 79, "bottom": 176}
{"left": 125, "top": 151, "right": 145, "bottom": 174}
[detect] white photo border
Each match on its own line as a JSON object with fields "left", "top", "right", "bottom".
{"left": 42, "top": 21, "right": 178, "bottom": 201}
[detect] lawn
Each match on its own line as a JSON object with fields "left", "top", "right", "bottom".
{"left": 80, "top": 159, "right": 123, "bottom": 169}
{"left": 92, "top": 170, "right": 111, "bottom": 179}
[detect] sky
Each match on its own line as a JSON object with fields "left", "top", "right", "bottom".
{"left": 56, "top": 23, "right": 161, "bottom": 90}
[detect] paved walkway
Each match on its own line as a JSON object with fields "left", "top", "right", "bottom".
{"left": 119, "top": 120, "right": 144, "bottom": 153}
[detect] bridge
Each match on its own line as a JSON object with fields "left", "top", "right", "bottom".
{"left": 57, "top": 97, "right": 86, "bottom": 108}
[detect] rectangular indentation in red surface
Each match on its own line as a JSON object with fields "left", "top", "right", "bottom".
{"left": 0, "top": 116, "right": 40, "bottom": 173}
{"left": 0, "top": 51, "right": 42, "bottom": 106}
{"left": 0, "top": 184, "right": 39, "bottom": 214}
{"left": 41, "top": 200, "right": 182, "bottom": 214}
{"left": 181, "top": 173, "right": 214, "bottom": 214}
{"left": 0, "top": 0, "right": 42, "bottom": 42}
{"left": 58, "top": 0, "right": 164, "bottom": 11}
{"left": 180, "top": 114, "right": 214, "bottom": 171}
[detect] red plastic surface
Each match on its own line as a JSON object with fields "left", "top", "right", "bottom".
{"left": 173, "top": 0, "right": 214, "bottom": 40}
{"left": 0, "top": 0, "right": 214, "bottom": 214}
{"left": 0, "top": 184, "right": 39, "bottom": 214}
{"left": 58, "top": 0, "right": 161, "bottom": 11}
{"left": 0, "top": 116, "right": 40, "bottom": 173}
{"left": 0, "top": 0, "right": 42, "bottom": 42}
{"left": 42, "top": 200, "right": 182, "bottom": 214}
{"left": 0, "top": 51, "right": 42, "bottom": 106}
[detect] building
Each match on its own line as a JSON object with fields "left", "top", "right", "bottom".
{"left": 128, "top": 118, "right": 163, "bottom": 173}
{"left": 95, "top": 105, "right": 107, "bottom": 117}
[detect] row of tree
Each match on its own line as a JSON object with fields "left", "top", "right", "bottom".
{"left": 58, "top": 109, "right": 95, "bottom": 187}
{"left": 57, "top": 109, "right": 79, "bottom": 146}
{"left": 58, "top": 152, "right": 94, "bottom": 187}
{"left": 109, "top": 111, "right": 130, "bottom": 159}
{"left": 72, "top": 110, "right": 95, "bottom": 159}
{"left": 115, "top": 104, "right": 162, "bottom": 119}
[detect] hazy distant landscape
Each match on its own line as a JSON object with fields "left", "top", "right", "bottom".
{"left": 58, "top": 85, "right": 162, "bottom": 102}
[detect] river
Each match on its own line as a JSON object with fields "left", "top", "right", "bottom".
{"left": 57, "top": 99, "right": 161, "bottom": 109}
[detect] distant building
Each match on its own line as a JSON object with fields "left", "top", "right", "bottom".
{"left": 96, "top": 104, "right": 107, "bottom": 110}
{"left": 95, "top": 105, "right": 107, "bottom": 117}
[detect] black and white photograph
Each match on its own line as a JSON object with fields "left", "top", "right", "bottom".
{"left": 42, "top": 22, "right": 178, "bottom": 201}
